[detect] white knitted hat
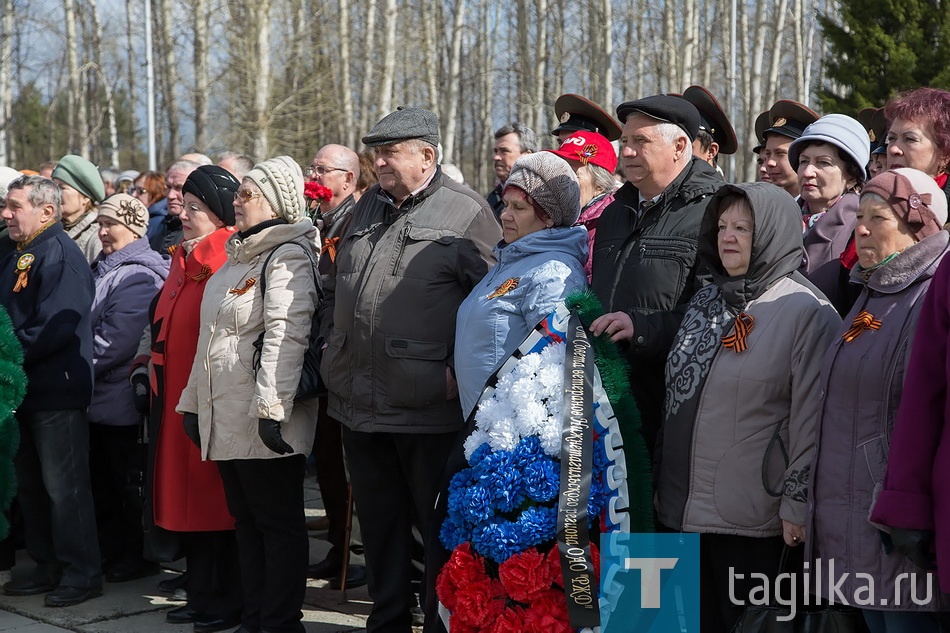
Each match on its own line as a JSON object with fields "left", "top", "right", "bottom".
{"left": 505, "top": 153, "right": 581, "bottom": 226}
{"left": 246, "top": 156, "right": 306, "bottom": 222}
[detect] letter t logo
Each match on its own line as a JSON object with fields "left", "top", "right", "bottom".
{"left": 625, "top": 558, "right": 679, "bottom": 608}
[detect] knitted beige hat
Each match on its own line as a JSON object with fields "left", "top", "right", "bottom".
{"left": 245, "top": 156, "right": 306, "bottom": 222}
{"left": 97, "top": 194, "right": 149, "bottom": 238}
{"left": 504, "top": 153, "right": 581, "bottom": 226}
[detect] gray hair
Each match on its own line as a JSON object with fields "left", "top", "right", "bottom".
{"left": 166, "top": 159, "right": 201, "bottom": 175}
{"left": 217, "top": 152, "right": 255, "bottom": 178}
{"left": 495, "top": 122, "right": 539, "bottom": 153}
{"left": 654, "top": 122, "right": 689, "bottom": 146}
{"left": 8, "top": 176, "right": 63, "bottom": 220}
{"left": 401, "top": 138, "right": 438, "bottom": 155}
{"left": 588, "top": 163, "right": 619, "bottom": 195}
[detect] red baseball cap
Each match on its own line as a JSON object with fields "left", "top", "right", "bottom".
{"left": 549, "top": 131, "right": 618, "bottom": 173}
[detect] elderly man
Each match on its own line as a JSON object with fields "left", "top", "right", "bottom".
{"left": 589, "top": 95, "right": 723, "bottom": 457}
{"left": 303, "top": 143, "right": 366, "bottom": 589}
{"left": 320, "top": 108, "right": 500, "bottom": 632}
{"left": 486, "top": 122, "right": 537, "bottom": 218}
{"left": 0, "top": 176, "right": 101, "bottom": 607}
{"left": 149, "top": 159, "right": 199, "bottom": 257}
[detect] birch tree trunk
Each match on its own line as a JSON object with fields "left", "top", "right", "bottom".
{"left": 89, "top": 0, "right": 119, "bottom": 167}
{"left": 193, "top": 0, "right": 209, "bottom": 151}
{"left": 125, "top": 0, "right": 136, "bottom": 146}
{"left": 252, "top": 0, "right": 271, "bottom": 158}
{"left": 635, "top": 0, "right": 644, "bottom": 99}
{"left": 793, "top": 0, "right": 805, "bottom": 102}
{"left": 359, "top": 0, "right": 378, "bottom": 132}
{"left": 156, "top": 0, "right": 180, "bottom": 162}
{"left": 766, "top": 0, "right": 788, "bottom": 106}
{"left": 422, "top": 5, "right": 439, "bottom": 116}
{"left": 378, "top": 0, "right": 397, "bottom": 117}
{"left": 533, "top": 0, "right": 548, "bottom": 134}
{"left": 64, "top": 0, "right": 84, "bottom": 155}
{"left": 441, "top": 0, "right": 466, "bottom": 164}
{"left": 603, "top": 0, "right": 613, "bottom": 108}
{"left": 0, "top": 0, "right": 12, "bottom": 165}
{"left": 681, "top": 0, "right": 697, "bottom": 88}
{"left": 750, "top": 0, "right": 768, "bottom": 107}
{"left": 338, "top": 0, "right": 356, "bottom": 148}
{"left": 662, "top": 0, "right": 675, "bottom": 91}
{"left": 477, "top": 0, "right": 495, "bottom": 192}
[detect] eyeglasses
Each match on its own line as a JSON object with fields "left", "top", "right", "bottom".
{"left": 304, "top": 165, "right": 347, "bottom": 178}
{"left": 235, "top": 188, "right": 263, "bottom": 202}
{"left": 130, "top": 186, "right": 148, "bottom": 196}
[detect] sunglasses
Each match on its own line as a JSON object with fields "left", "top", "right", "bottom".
{"left": 235, "top": 188, "right": 263, "bottom": 202}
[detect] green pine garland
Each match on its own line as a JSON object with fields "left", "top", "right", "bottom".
{"left": 0, "top": 306, "right": 25, "bottom": 540}
{"left": 566, "top": 289, "right": 654, "bottom": 532}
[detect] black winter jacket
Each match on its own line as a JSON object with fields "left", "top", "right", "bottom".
{"left": 590, "top": 157, "right": 723, "bottom": 451}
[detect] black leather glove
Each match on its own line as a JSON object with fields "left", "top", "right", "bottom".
{"left": 258, "top": 418, "right": 294, "bottom": 455}
{"left": 890, "top": 528, "right": 937, "bottom": 570}
{"left": 131, "top": 373, "right": 150, "bottom": 416}
{"left": 182, "top": 413, "right": 201, "bottom": 450}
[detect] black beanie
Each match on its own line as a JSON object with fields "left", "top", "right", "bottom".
{"left": 182, "top": 165, "right": 239, "bottom": 226}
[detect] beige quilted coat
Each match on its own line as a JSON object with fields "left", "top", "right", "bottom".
{"left": 178, "top": 220, "right": 319, "bottom": 460}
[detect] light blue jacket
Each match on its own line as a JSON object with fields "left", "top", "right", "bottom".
{"left": 454, "top": 226, "right": 589, "bottom": 417}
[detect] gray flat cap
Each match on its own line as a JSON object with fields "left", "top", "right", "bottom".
{"left": 362, "top": 107, "right": 440, "bottom": 147}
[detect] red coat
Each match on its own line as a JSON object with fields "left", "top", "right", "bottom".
{"left": 150, "top": 228, "right": 236, "bottom": 531}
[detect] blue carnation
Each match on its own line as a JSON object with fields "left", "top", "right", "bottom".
{"left": 512, "top": 436, "right": 543, "bottom": 470}
{"left": 517, "top": 505, "right": 557, "bottom": 548}
{"left": 468, "top": 442, "right": 493, "bottom": 467}
{"left": 440, "top": 514, "right": 469, "bottom": 551}
{"left": 472, "top": 521, "right": 522, "bottom": 563}
{"left": 461, "top": 483, "right": 495, "bottom": 523}
{"left": 523, "top": 457, "right": 559, "bottom": 503}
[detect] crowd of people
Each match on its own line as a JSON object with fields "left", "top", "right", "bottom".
{"left": 0, "top": 83, "right": 947, "bottom": 633}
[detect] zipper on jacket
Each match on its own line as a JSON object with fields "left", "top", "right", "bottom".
{"left": 391, "top": 222, "right": 412, "bottom": 275}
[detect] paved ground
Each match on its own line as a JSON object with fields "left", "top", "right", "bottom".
{"left": 0, "top": 478, "right": 384, "bottom": 632}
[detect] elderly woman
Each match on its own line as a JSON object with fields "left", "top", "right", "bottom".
{"left": 788, "top": 114, "right": 869, "bottom": 312}
{"left": 810, "top": 168, "right": 950, "bottom": 631}
{"left": 87, "top": 194, "right": 168, "bottom": 582}
{"left": 454, "top": 152, "right": 588, "bottom": 417}
{"left": 549, "top": 130, "right": 618, "bottom": 280}
{"left": 138, "top": 166, "right": 243, "bottom": 630}
{"left": 655, "top": 182, "right": 841, "bottom": 633}
{"left": 885, "top": 87, "right": 950, "bottom": 204}
{"left": 131, "top": 171, "right": 169, "bottom": 241}
{"left": 52, "top": 154, "right": 106, "bottom": 263}
{"left": 177, "top": 156, "right": 318, "bottom": 633}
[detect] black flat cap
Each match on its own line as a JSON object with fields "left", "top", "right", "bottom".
{"left": 551, "top": 93, "right": 623, "bottom": 141}
{"left": 751, "top": 111, "right": 770, "bottom": 154}
{"left": 682, "top": 85, "right": 738, "bottom": 154}
{"left": 362, "top": 107, "right": 440, "bottom": 147}
{"left": 181, "top": 165, "right": 240, "bottom": 226}
{"left": 616, "top": 95, "right": 701, "bottom": 141}
{"left": 764, "top": 100, "right": 819, "bottom": 141}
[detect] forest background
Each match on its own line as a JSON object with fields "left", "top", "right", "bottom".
{"left": 1, "top": 0, "right": 946, "bottom": 191}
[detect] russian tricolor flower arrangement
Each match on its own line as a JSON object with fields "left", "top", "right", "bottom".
{"left": 436, "top": 291, "right": 652, "bottom": 633}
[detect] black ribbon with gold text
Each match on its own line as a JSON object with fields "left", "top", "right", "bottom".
{"left": 556, "top": 311, "right": 599, "bottom": 628}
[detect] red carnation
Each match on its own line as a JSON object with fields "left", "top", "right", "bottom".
{"left": 437, "top": 543, "right": 489, "bottom": 612}
{"left": 447, "top": 613, "right": 479, "bottom": 633}
{"left": 452, "top": 577, "right": 506, "bottom": 628}
{"left": 498, "top": 547, "right": 553, "bottom": 603}
{"left": 489, "top": 605, "right": 526, "bottom": 633}
{"left": 304, "top": 181, "right": 333, "bottom": 203}
{"left": 522, "top": 589, "right": 571, "bottom": 633}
